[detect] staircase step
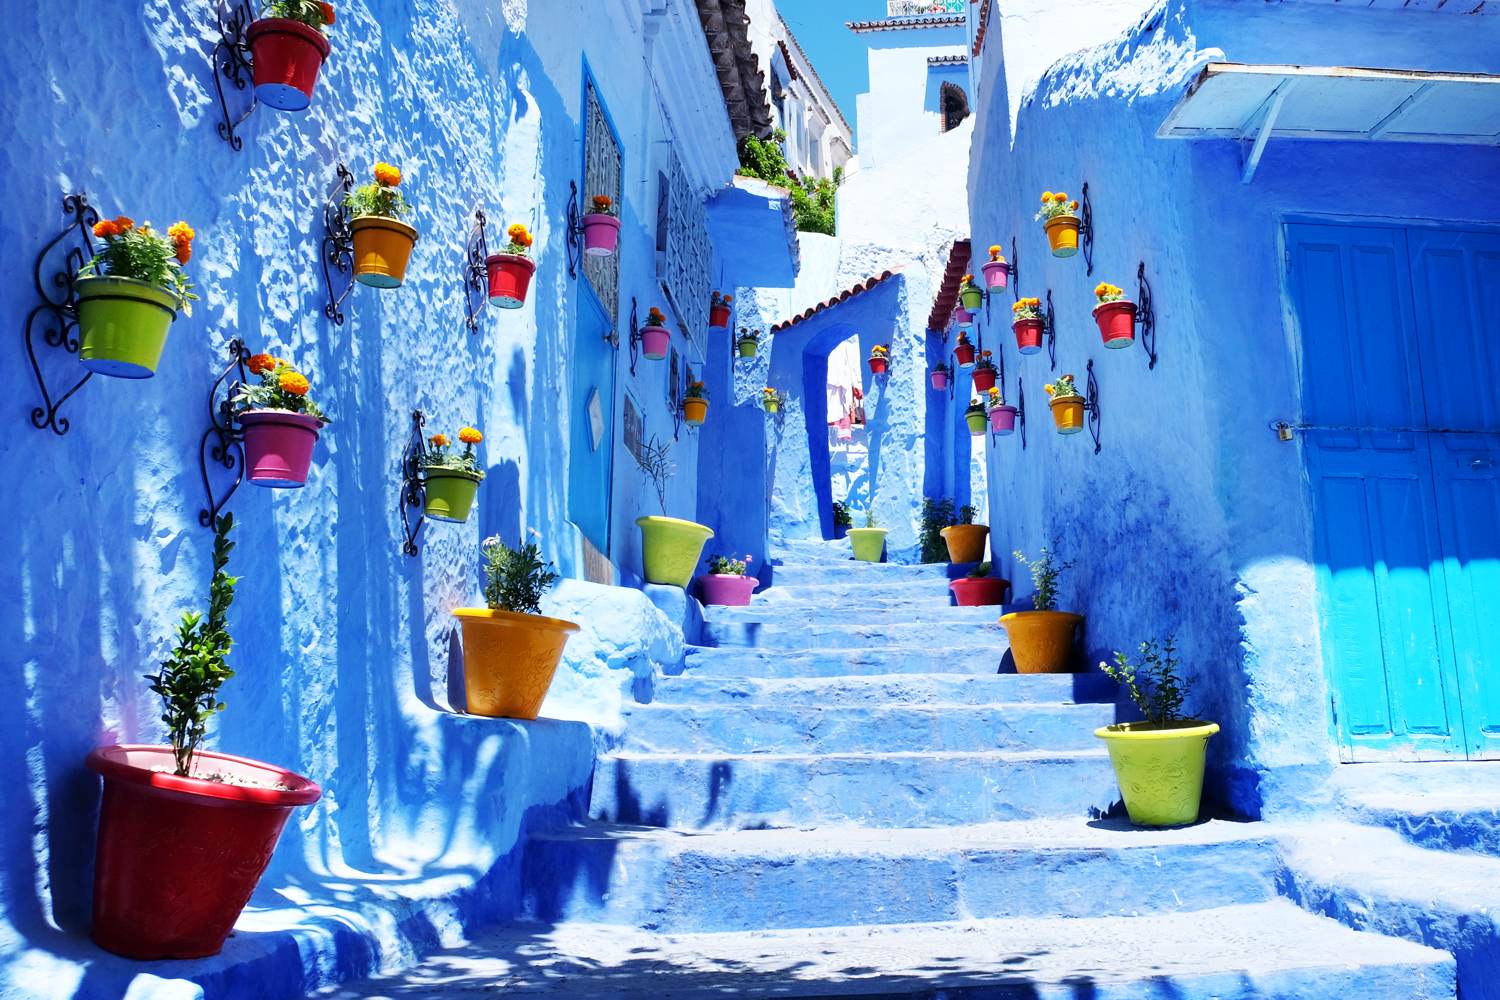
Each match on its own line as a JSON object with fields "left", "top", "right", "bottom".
{"left": 589, "top": 749, "right": 1119, "bottom": 828}
{"left": 652, "top": 672, "right": 1117, "bottom": 707}
{"left": 523, "top": 818, "right": 1279, "bottom": 932}
{"left": 768, "top": 561, "right": 954, "bottom": 586}
{"left": 320, "top": 901, "right": 1456, "bottom": 998}
{"left": 759, "top": 580, "right": 967, "bottom": 609}
{"left": 1331, "top": 761, "right": 1500, "bottom": 858}
{"left": 701, "top": 619, "right": 1007, "bottom": 650}
{"left": 707, "top": 602, "right": 1002, "bottom": 627}
{"left": 619, "top": 702, "right": 1115, "bottom": 754}
{"left": 681, "top": 644, "right": 1006, "bottom": 677}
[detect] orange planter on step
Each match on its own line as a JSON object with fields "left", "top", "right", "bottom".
{"left": 1000, "top": 611, "right": 1083, "bottom": 674}
{"left": 453, "top": 609, "right": 579, "bottom": 719}
{"left": 940, "top": 524, "right": 989, "bottom": 564}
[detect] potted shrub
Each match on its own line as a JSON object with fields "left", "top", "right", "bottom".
{"left": 422, "top": 426, "right": 485, "bottom": 523}
{"left": 929, "top": 362, "right": 949, "bottom": 392}
{"left": 88, "top": 514, "right": 321, "bottom": 960}
{"left": 940, "top": 504, "right": 987, "bottom": 564}
{"left": 1035, "top": 190, "right": 1082, "bottom": 258}
{"left": 76, "top": 216, "right": 196, "bottom": 378}
{"left": 964, "top": 397, "right": 987, "bottom": 436}
{"left": 953, "top": 331, "right": 976, "bottom": 369}
{"left": 981, "top": 245, "right": 1009, "bottom": 290}
{"left": 247, "top": 0, "right": 334, "bottom": 112}
{"left": 347, "top": 162, "right": 418, "bottom": 289}
{"left": 832, "top": 499, "right": 853, "bottom": 540}
{"left": 1001, "top": 546, "right": 1082, "bottom": 673}
{"left": 972, "top": 351, "right": 998, "bottom": 392}
{"left": 848, "top": 508, "right": 887, "bottom": 563}
{"left": 699, "top": 552, "right": 757, "bottom": 607}
{"left": 682, "top": 380, "right": 709, "bottom": 426}
{"left": 1093, "top": 281, "right": 1137, "bottom": 349}
{"left": 986, "top": 386, "right": 1018, "bottom": 435}
{"left": 581, "top": 194, "right": 620, "bottom": 257}
{"left": 868, "top": 344, "right": 890, "bottom": 375}
{"left": 1011, "top": 297, "right": 1044, "bottom": 356}
{"left": 959, "top": 273, "right": 984, "bottom": 311}
{"left": 232, "top": 352, "right": 327, "bottom": 488}
{"left": 761, "top": 387, "right": 783, "bottom": 414}
{"left": 487, "top": 222, "right": 536, "bottom": 308}
{"left": 737, "top": 327, "right": 762, "bottom": 359}
{"left": 1097, "top": 637, "right": 1220, "bottom": 827}
{"left": 634, "top": 436, "right": 713, "bottom": 587}
{"left": 452, "top": 533, "right": 578, "bottom": 719}
{"left": 950, "top": 561, "right": 1010, "bottom": 607}
{"left": 709, "top": 291, "right": 733, "bottom": 328}
{"left": 641, "top": 308, "right": 671, "bottom": 360}
{"left": 1045, "top": 373, "right": 1085, "bottom": 435}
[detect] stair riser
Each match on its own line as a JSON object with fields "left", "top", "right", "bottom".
{"left": 1346, "top": 804, "right": 1500, "bottom": 860}
{"left": 769, "top": 564, "right": 953, "bottom": 585}
{"left": 682, "top": 649, "right": 1004, "bottom": 678}
{"left": 702, "top": 621, "right": 1008, "bottom": 650}
{"left": 654, "top": 673, "right": 1117, "bottom": 707}
{"left": 757, "top": 589, "right": 970, "bottom": 610}
{"left": 590, "top": 754, "right": 1120, "bottom": 829}
{"left": 710, "top": 604, "right": 1003, "bottom": 626}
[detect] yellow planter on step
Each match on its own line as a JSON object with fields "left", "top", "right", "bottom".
{"left": 1095, "top": 721, "right": 1220, "bottom": 827}
{"left": 636, "top": 515, "right": 714, "bottom": 587}
{"left": 848, "top": 527, "right": 888, "bottom": 563}
{"left": 452, "top": 608, "right": 579, "bottom": 719}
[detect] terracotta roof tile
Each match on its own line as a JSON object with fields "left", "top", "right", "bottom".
{"left": 771, "top": 271, "right": 898, "bottom": 333}
{"left": 927, "top": 240, "right": 972, "bottom": 332}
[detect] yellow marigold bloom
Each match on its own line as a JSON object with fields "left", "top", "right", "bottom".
{"left": 458, "top": 426, "right": 483, "bottom": 444}
{"left": 278, "top": 370, "right": 310, "bottom": 396}
{"left": 374, "top": 162, "right": 402, "bottom": 187}
{"left": 1012, "top": 301, "right": 1023, "bottom": 312}
{"left": 1095, "top": 283, "right": 1109, "bottom": 297}
{"left": 1041, "top": 191, "right": 1054, "bottom": 202}
{"left": 988, "top": 244, "right": 1001, "bottom": 256}
{"left": 962, "top": 274, "right": 973, "bottom": 284}
{"left": 168, "top": 221, "right": 195, "bottom": 242}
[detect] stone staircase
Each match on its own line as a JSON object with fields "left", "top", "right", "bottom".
{"left": 324, "top": 548, "right": 1459, "bottom": 998}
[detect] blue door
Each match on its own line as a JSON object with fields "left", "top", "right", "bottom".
{"left": 1290, "top": 222, "right": 1500, "bottom": 761}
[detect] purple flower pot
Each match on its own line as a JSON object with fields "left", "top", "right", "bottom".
{"left": 239, "top": 410, "right": 322, "bottom": 488}
{"left": 641, "top": 325, "right": 670, "bottom": 360}
{"left": 581, "top": 214, "right": 620, "bottom": 257}
{"left": 989, "top": 405, "right": 1018, "bottom": 436}
{"left": 982, "top": 260, "right": 1009, "bottom": 290}
{"left": 699, "top": 573, "right": 756, "bottom": 607}
{"left": 954, "top": 306, "right": 973, "bottom": 328}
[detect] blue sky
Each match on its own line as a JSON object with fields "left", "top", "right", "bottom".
{"left": 777, "top": 1, "right": 892, "bottom": 131}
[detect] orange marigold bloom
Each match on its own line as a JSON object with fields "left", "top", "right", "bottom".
{"left": 373, "top": 162, "right": 402, "bottom": 187}
{"left": 113, "top": 216, "right": 135, "bottom": 231}
{"left": 429, "top": 433, "right": 449, "bottom": 448}
{"left": 319, "top": 2, "right": 335, "bottom": 24}
{"left": 591, "top": 195, "right": 612, "bottom": 211}
{"left": 458, "top": 426, "right": 483, "bottom": 444}
{"left": 175, "top": 243, "right": 193, "bottom": 265}
{"left": 92, "top": 220, "right": 120, "bottom": 239}
{"left": 247, "top": 353, "right": 277, "bottom": 374}
{"left": 167, "top": 221, "right": 195, "bottom": 243}
{"left": 278, "top": 370, "right": 310, "bottom": 396}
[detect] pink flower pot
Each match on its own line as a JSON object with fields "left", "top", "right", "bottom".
{"left": 641, "top": 325, "right": 670, "bottom": 360}
{"left": 699, "top": 573, "right": 756, "bottom": 607}
{"left": 486, "top": 253, "right": 536, "bottom": 309}
{"left": 982, "top": 260, "right": 1009, "bottom": 290}
{"left": 953, "top": 306, "right": 972, "bottom": 328}
{"left": 989, "top": 404, "right": 1018, "bottom": 435}
{"left": 973, "top": 367, "right": 997, "bottom": 392}
{"left": 709, "top": 305, "right": 731, "bottom": 328}
{"left": 930, "top": 370, "right": 949, "bottom": 391}
{"left": 954, "top": 343, "right": 976, "bottom": 369}
{"left": 581, "top": 214, "right": 620, "bottom": 256}
{"left": 1094, "top": 300, "right": 1137, "bottom": 349}
{"left": 1013, "top": 318, "right": 1044, "bottom": 356}
{"left": 950, "top": 577, "right": 1011, "bottom": 607}
{"left": 868, "top": 356, "right": 888, "bottom": 375}
{"left": 240, "top": 409, "right": 322, "bottom": 488}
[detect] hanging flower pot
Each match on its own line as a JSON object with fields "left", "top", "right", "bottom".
{"left": 950, "top": 572, "right": 1010, "bottom": 607}
{"left": 1012, "top": 297, "right": 1044, "bottom": 355}
{"left": 972, "top": 352, "right": 997, "bottom": 392}
{"left": 699, "top": 553, "right": 757, "bottom": 606}
{"left": 246, "top": 14, "right": 332, "bottom": 113}
{"left": 868, "top": 344, "right": 890, "bottom": 375}
{"left": 959, "top": 275, "right": 984, "bottom": 312}
{"left": 761, "top": 388, "right": 783, "bottom": 414}
{"left": 233, "top": 353, "right": 328, "bottom": 487}
{"left": 1093, "top": 282, "right": 1137, "bottom": 349}
{"left": 953, "top": 305, "right": 973, "bottom": 329}
{"left": 76, "top": 216, "right": 196, "bottom": 378}
{"left": 487, "top": 223, "right": 537, "bottom": 308}
{"left": 709, "top": 291, "right": 733, "bottom": 328}
{"left": 737, "top": 328, "right": 762, "bottom": 358}
{"left": 422, "top": 426, "right": 485, "bottom": 523}
{"left": 641, "top": 307, "right": 671, "bottom": 360}
{"left": 953, "top": 335, "right": 976, "bottom": 369}
{"left": 930, "top": 366, "right": 949, "bottom": 392}
{"left": 1036, "top": 190, "right": 1082, "bottom": 258}
{"left": 981, "top": 246, "right": 1009, "bottom": 289}
{"left": 581, "top": 195, "right": 620, "bottom": 257}
{"left": 682, "top": 381, "right": 709, "bottom": 426}
{"left": 989, "top": 402, "right": 1018, "bottom": 435}
{"left": 1045, "top": 373, "right": 1085, "bottom": 435}
{"left": 964, "top": 400, "right": 987, "bottom": 437}
{"left": 637, "top": 515, "right": 714, "bottom": 588}
{"left": 848, "top": 526, "right": 888, "bottom": 563}
{"left": 346, "top": 163, "right": 418, "bottom": 288}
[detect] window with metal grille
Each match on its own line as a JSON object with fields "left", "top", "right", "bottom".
{"left": 623, "top": 392, "right": 645, "bottom": 464}
{"left": 658, "top": 151, "right": 711, "bottom": 351}
{"left": 583, "top": 80, "right": 622, "bottom": 322}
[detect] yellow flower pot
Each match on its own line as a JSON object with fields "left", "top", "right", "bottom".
{"left": 351, "top": 216, "right": 419, "bottom": 288}
{"left": 1044, "top": 214, "right": 1081, "bottom": 258}
{"left": 1095, "top": 721, "right": 1220, "bottom": 827}
{"left": 1049, "top": 394, "right": 1085, "bottom": 435}
{"left": 452, "top": 608, "right": 579, "bottom": 719}
{"left": 940, "top": 524, "right": 989, "bottom": 564}
{"left": 636, "top": 515, "right": 714, "bottom": 588}
{"left": 1000, "top": 610, "right": 1083, "bottom": 674}
{"left": 848, "top": 527, "right": 888, "bottom": 563}
{"left": 683, "top": 398, "right": 709, "bottom": 427}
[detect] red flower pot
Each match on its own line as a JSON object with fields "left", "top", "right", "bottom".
{"left": 247, "top": 18, "right": 331, "bottom": 113}
{"left": 709, "top": 305, "right": 731, "bottom": 328}
{"left": 989, "top": 404, "right": 1018, "bottom": 435}
{"left": 240, "top": 409, "right": 322, "bottom": 488}
{"left": 699, "top": 573, "right": 756, "bottom": 607}
{"left": 581, "top": 214, "right": 620, "bottom": 256}
{"left": 982, "top": 260, "right": 1009, "bottom": 290}
{"left": 1013, "top": 318, "right": 1044, "bottom": 356}
{"left": 87, "top": 745, "right": 321, "bottom": 959}
{"left": 949, "top": 577, "right": 1011, "bottom": 607}
{"left": 1094, "top": 300, "right": 1137, "bottom": 349}
{"left": 954, "top": 343, "right": 976, "bottom": 369}
{"left": 930, "top": 370, "right": 949, "bottom": 391}
{"left": 641, "top": 325, "right": 670, "bottom": 360}
{"left": 972, "top": 367, "right": 997, "bottom": 392}
{"left": 486, "top": 253, "right": 536, "bottom": 309}
{"left": 868, "top": 356, "right": 888, "bottom": 375}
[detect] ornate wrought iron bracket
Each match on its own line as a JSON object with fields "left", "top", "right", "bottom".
{"left": 627, "top": 298, "right": 643, "bottom": 375}
{"left": 1011, "top": 237, "right": 1021, "bottom": 304}
{"left": 1017, "top": 377, "right": 1028, "bottom": 451}
{"left": 671, "top": 363, "right": 684, "bottom": 441}
{"left": 25, "top": 194, "right": 99, "bottom": 436}
{"left": 996, "top": 343, "right": 1007, "bottom": 400}
{"left": 565, "top": 181, "right": 583, "bottom": 281}
{"left": 212, "top": 1, "right": 258, "bottom": 152}
{"left": 1137, "top": 260, "right": 1158, "bottom": 369}
{"left": 464, "top": 209, "right": 490, "bottom": 333}
{"left": 1085, "top": 359, "right": 1102, "bottom": 454}
{"left": 1081, "top": 182, "right": 1096, "bottom": 276}
{"left": 321, "top": 163, "right": 356, "bottom": 325}
{"left": 198, "top": 339, "right": 252, "bottom": 527}
{"left": 1045, "top": 289, "right": 1059, "bottom": 372}
{"left": 399, "top": 410, "right": 428, "bottom": 556}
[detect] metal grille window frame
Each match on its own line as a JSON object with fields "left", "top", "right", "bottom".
{"left": 582, "top": 79, "right": 622, "bottom": 324}
{"left": 658, "top": 150, "right": 712, "bottom": 353}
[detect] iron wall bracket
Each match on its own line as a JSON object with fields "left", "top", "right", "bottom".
{"left": 25, "top": 194, "right": 99, "bottom": 436}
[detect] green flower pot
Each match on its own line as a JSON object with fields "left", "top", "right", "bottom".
{"left": 636, "top": 515, "right": 714, "bottom": 588}
{"left": 848, "top": 527, "right": 888, "bottom": 563}
{"left": 76, "top": 276, "right": 180, "bottom": 379}
{"left": 1094, "top": 721, "right": 1220, "bottom": 827}
{"left": 965, "top": 410, "right": 986, "bottom": 436}
{"left": 960, "top": 287, "right": 984, "bottom": 311}
{"left": 737, "top": 338, "right": 758, "bottom": 358}
{"left": 423, "top": 469, "right": 482, "bottom": 523}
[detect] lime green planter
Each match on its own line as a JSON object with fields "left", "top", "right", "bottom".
{"left": 960, "top": 287, "right": 984, "bottom": 311}
{"left": 737, "top": 338, "right": 758, "bottom": 358}
{"left": 636, "top": 515, "right": 714, "bottom": 588}
{"left": 423, "top": 469, "right": 482, "bottom": 523}
{"left": 76, "top": 276, "right": 180, "bottom": 379}
{"left": 1094, "top": 721, "right": 1220, "bottom": 827}
{"left": 848, "top": 527, "right": 888, "bottom": 563}
{"left": 965, "top": 410, "right": 986, "bottom": 436}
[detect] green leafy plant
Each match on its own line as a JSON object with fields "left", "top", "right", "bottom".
{"left": 345, "top": 162, "right": 410, "bottom": 219}
{"left": 1014, "top": 545, "right": 1075, "bottom": 612}
{"left": 863, "top": 508, "right": 878, "bottom": 529}
{"left": 265, "top": 0, "right": 334, "bottom": 31}
{"left": 919, "top": 497, "right": 955, "bottom": 563}
{"left": 423, "top": 426, "right": 485, "bottom": 478}
{"left": 967, "top": 560, "right": 992, "bottom": 579}
{"left": 1100, "top": 637, "right": 1187, "bottom": 726}
{"left": 965, "top": 398, "right": 986, "bottom": 417}
{"left": 708, "top": 553, "right": 752, "bottom": 576}
{"left": 144, "top": 514, "right": 238, "bottom": 777}
{"left": 736, "top": 130, "right": 843, "bottom": 236}
{"left": 832, "top": 500, "right": 854, "bottom": 529}
{"left": 1044, "top": 373, "right": 1080, "bottom": 400}
{"left": 958, "top": 504, "right": 978, "bottom": 526}
{"left": 738, "top": 327, "right": 762, "bottom": 346}
{"left": 232, "top": 352, "right": 327, "bottom": 421}
{"left": 684, "top": 380, "right": 708, "bottom": 401}
{"left": 80, "top": 216, "right": 197, "bottom": 312}
{"left": 635, "top": 435, "right": 675, "bottom": 515}
{"left": 481, "top": 532, "right": 559, "bottom": 615}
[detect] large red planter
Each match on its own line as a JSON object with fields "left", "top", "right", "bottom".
{"left": 486, "top": 253, "right": 536, "bottom": 309}
{"left": 709, "top": 305, "right": 731, "bottom": 328}
{"left": 87, "top": 745, "right": 321, "bottom": 960}
{"left": 972, "top": 367, "right": 997, "bottom": 392}
{"left": 240, "top": 409, "right": 322, "bottom": 488}
{"left": 1094, "top": 300, "right": 1138, "bottom": 349}
{"left": 247, "top": 18, "right": 331, "bottom": 112}
{"left": 954, "top": 343, "right": 976, "bottom": 369}
{"left": 868, "top": 356, "right": 888, "bottom": 375}
{"left": 930, "top": 369, "right": 949, "bottom": 391}
{"left": 950, "top": 577, "right": 1010, "bottom": 607}
{"left": 982, "top": 260, "right": 1009, "bottom": 290}
{"left": 581, "top": 214, "right": 620, "bottom": 256}
{"left": 989, "top": 404, "right": 1018, "bottom": 435}
{"left": 641, "top": 325, "right": 670, "bottom": 360}
{"left": 1013, "top": 318, "right": 1044, "bottom": 356}
{"left": 699, "top": 573, "right": 756, "bottom": 607}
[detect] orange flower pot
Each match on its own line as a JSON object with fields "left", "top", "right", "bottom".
{"left": 940, "top": 524, "right": 989, "bottom": 564}
{"left": 1050, "top": 394, "right": 1085, "bottom": 434}
{"left": 683, "top": 398, "right": 709, "bottom": 426}
{"left": 452, "top": 609, "right": 579, "bottom": 719}
{"left": 1000, "top": 611, "right": 1083, "bottom": 674}
{"left": 351, "top": 216, "right": 419, "bottom": 288}
{"left": 1044, "top": 215, "right": 1081, "bottom": 258}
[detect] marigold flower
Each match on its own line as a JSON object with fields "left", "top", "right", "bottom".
{"left": 319, "top": 2, "right": 335, "bottom": 23}
{"left": 458, "top": 426, "right": 483, "bottom": 444}
{"left": 167, "top": 221, "right": 195, "bottom": 243}
{"left": 113, "top": 216, "right": 135, "bottom": 231}
{"left": 647, "top": 307, "right": 666, "bottom": 325}
{"left": 175, "top": 243, "right": 192, "bottom": 265}
{"left": 248, "top": 353, "right": 277, "bottom": 374}
{"left": 1040, "top": 192, "right": 1053, "bottom": 203}
{"left": 92, "top": 220, "right": 120, "bottom": 239}
{"left": 429, "top": 433, "right": 450, "bottom": 448}
{"left": 723, "top": 294, "right": 732, "bottom": 303}
{"left": 1054, "top": 192, "right": 1068, "bottom": 203}
{"left": 373, "top": 162, "right": 402, "bottom": 187}
{"left": 1045, "top": 384, "right": 1056, "bottom": 397}
{"left": 278, "top": 370, "right": 310, "bottom": 396}
{"left": 1069, "top": 200, "right": 1079, "bottom": 210}
{"left": 591, "top": 195, "right": 612, "bottom": 211}
{"left": 962, "top": 274, "right": 973, "bottom": 284}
